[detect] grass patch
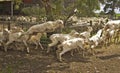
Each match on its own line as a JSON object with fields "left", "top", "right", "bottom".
{"left": 0, "top": 65, "right": 13, "bottom": 73}
{"left": 116, "top": 14, "right": 120, "bottom": 17}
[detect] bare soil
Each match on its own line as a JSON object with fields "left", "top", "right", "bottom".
{"left": 0, "top": 43, "right": 120, "bottom": 73}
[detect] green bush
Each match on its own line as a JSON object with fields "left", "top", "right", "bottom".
{"left": 21, "top": 6, "right": 45, "bottom": 16}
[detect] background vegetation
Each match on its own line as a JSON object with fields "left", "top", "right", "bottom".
{"left": 12, "top": 0, "right": 120, "bottom": 20}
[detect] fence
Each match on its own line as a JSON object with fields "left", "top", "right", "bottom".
{"left": 0, "top": 19, "right": 51, "bottom": 47}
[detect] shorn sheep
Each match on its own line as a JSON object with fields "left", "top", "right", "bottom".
{"left": 56, "top": 38, "right": 87, "bottom": 62}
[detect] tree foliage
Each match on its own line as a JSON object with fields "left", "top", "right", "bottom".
{"left": 51, "top": 0, "right": 100, "bottom": 18}
{"left": 13, "top": 0, "right": 23, "bottom": 10}
{"left": 99, "top": 0, "right": 120, "bottom": 18}
{"left": 75, "top": 0, "right": 100, "bottom": 16}
{"left": 20, "top": 0, "right": 100, "bottom": 18}
{"left": 21, "top": 6, "right": 45, "bottom": 16}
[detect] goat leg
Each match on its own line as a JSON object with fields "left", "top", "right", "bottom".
{"left": 47, "top": 41, "right": 58, "bottom": 53}
{"left": 33, "top": 41, "right": 38, "bottom": 49}
{"left": 23, "top": 40, "right": 29, "bottom": 53}
{"left": 38, "top": 42, "right": 44, "bottom": 50}
{"left": 4, "top": 41, "right": 13, "bottom": 52}
{"left": 46, "top": 47, "right": 51, "bottom": 53}
{"left": 70, "top": 50, "right": 74, "bottom": 56}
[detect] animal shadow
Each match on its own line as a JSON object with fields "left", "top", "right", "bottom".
{"left": 98, "top": 54, "right": 120, "bottom": 60}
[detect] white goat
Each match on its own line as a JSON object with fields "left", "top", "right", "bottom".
{"left": 47, "top": 34, "right": 73, "bottom": 53}
{"left": 103, "top": 20, "right": 120, "bottom": 44}
{"left": 0, "top": 28, "right": 13, "bottom": 51}
{"left": 56, "top": 38, "right": 86, "bottom": 62}
{"left": 47, "top": 30, "right": 79, "bottom": 53}
{"left": 89, "top": 29, "right": 103, "bottom": 49}
{"left": 19, "top": 19, "right": 64, "bottom": 45}
{"left": 5, "top": 32, "right": 45, "bottom": 53}
{"left": 24, "top": 19, "right": 64, "bottom": 35}
{"left": 105, "top": 20, "right": 120, "bottom": 30}
{"left": 4, "top": 28, "right": 24, "bottom": 52}
{"left": 113, "top": 29, "right": 120, "bottom": 43}
{"left": 0, "top": 30, "right": 7, "bottom": 46}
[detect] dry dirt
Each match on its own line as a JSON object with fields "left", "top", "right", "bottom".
{"left": 0, "top": 42, "right": 119, "bottom": 73}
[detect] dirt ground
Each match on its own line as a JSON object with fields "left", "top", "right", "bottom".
{"left": 0, "top": 42, "right": 119, "bottom": 73}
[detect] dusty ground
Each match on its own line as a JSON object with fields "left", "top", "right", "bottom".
{"left": 0, "top": 42, "right": 120, "bottom": 73}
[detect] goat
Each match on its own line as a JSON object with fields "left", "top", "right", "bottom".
{"left": 19, "top": 20, "right": 64, "bottom": 44}
{"left": 56, "top": 38, "right": 86, "bottom": 62}
{"left": 24, "top": 19, "right": 64, "bottom": 35}
{"left": 105, "top": 20, "right": 120, "bottom": 30}
{"left": 47, "top": 30, "right": 79, "bottom": 53}
{"left": 113, "top": 29, "right": 120, "bottom": 43}
{"left": 3, "top": 28, "right": 24, "bottom": 52}
{"left": 89, "top": 29, "right": 103, "bottom": 49}
{"left": 79, "top": 26, "right": 93, "bottom": 40}
{"left": 28, "top": 33, "right": 45, "bottom": 50}
{"left": 0, "top": 29, "right": 8, "bottom": 48}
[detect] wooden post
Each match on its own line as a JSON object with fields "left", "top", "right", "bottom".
{"left": 8, "top": 1, "right": 14, "bottom": 30}
{"left": 64, "top": 8, "right": 78, "bottom": 26}
{"left": 11, "top": 1, "right": 14, "bottom": 18}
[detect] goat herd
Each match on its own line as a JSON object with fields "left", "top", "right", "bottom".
{"left": 0, "top": 17, "right": 120, "bottom": 62}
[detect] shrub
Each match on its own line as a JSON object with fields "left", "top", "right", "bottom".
{"left": 21, "top": 6, "right": 45, "bottom": 16}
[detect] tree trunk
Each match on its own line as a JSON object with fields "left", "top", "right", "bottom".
{"left": 42, "top": 0, "right": 54, "bottom": 21}
{"left": 111, "top": 1, "right": 116, "bottom": 19}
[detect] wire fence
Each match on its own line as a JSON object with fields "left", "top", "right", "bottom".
{"left": 0, "top": 20, "right": 51, "bottom": 47}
